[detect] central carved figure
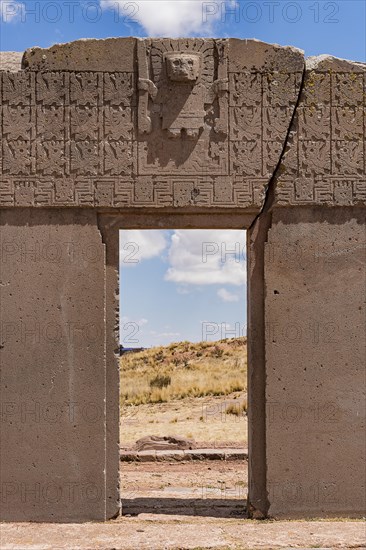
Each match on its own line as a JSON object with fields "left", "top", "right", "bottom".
{"left": 162, "top": 52, "right": 206, "bottom": 139}
{"left": 137, "top": 40, "right": 229, "bottom": 144}
{"left": 165, "top": 52, "right": 200, "bottom": 82}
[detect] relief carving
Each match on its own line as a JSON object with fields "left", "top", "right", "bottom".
{"left": 0, "top": 38, "right": 308, "bottom": 210}
{"left": 137, "top": 39, "right": 228, "bottom": 140}
{"left": 275, "top": 57, "right": 366, "bottom": 206}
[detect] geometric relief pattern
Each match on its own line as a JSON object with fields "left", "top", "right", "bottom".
{"left": 0, "top": 176, "right": 267, "bottom": 208}
{"left": 277, "top": 177, "right": 366, "bottom": 206}
{"left": 1, "top": 71, "right": 134, "bottom": 185}
{"left": 229, "top": 72, "right": 302, "bottom": 179}
{"left": 0, "top": 39, "right": 303, "bottom": 209}
{"left": 276, "top": 67, "right": 366, "bottom": 206}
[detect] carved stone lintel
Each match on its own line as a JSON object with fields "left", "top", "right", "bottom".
{"left": 1, "top": 37, "right": 310, "bottom": 211}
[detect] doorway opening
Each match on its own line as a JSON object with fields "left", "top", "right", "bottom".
{"left": 119, "top": 229, "right": 248, "bottom": 517}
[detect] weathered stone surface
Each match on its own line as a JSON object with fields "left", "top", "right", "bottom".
{"left": 0, "top": 209, "right": 119, "bottom": 521}
{"left": 134, "top": 435, "right": 196, "bottom": 451}
{"left": 246, "top": 56, "right": 366, "bottom": 518}
{"left": 0, "top": 38, "right": 304, "bottom": 218}
{"left": 22, "top": 37, "right": 136, "bottom": 72}
{"left": 0, "top": 51, "right": 23, "bottom": 71}
{"left": 0, "top": 38, "right": 365, "bottom": 524}
{"left": 228, "top": 38, "right": 304, "bottom": 72}
{"left": 274, "top": 55, "right": 366, "bottom": 206}
{"left": 263, "top": 207, "right": 366, "bottom": 518}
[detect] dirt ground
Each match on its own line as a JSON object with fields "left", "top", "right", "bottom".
{"left": 120, "top": 460, "right": 248, "bottom": 520}
{"left": 2, "top": 513, "right": 365, "bottom": 549}
{"left": 2, "top": 461, "right": 365, "bottom": 549}
{"left": 120, "top": 392, "right": 248, "bottom": 448}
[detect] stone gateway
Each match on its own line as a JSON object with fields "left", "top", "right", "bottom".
{"left": 0, "top": 39, "right": 365, "bottom": 522}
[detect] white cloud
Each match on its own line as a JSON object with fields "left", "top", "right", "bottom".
{"left": 119, "top": 230, "right": 167, "bottom": 267}
{"left": 119, "top": 230, "right": 246, "bottom": 284}
{"left": 217, "top": 288, "right": 239, "bottom": 302}
{"left": 165, "top": 230, "right": 246, "bottom": 287}
{"left": 0, "top": 0, "right": 23, "bottom": 22}
{"left": 120, "top": 316, "right": 148, "bottom": 326}
{"left": 100, "top": 0, "right": 226, "bottom": 36}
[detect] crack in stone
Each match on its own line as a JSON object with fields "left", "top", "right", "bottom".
{"left": 249, "top": 62, "right": 307, "bottom": 230}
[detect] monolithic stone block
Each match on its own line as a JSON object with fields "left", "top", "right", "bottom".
{"left": 0, "top": 38, "right": 365, "bottom": 524}
{"left": 264, "top": 208, "right": 366, "bottom": 517}
{"left": 246, "top": 56, "right": 366, "bottom": 520}
{"left": 0, "top": 209, "right": 119, "bottom": 521}
{"left": 0, "top": 38, "right": 304, "bottom": 220}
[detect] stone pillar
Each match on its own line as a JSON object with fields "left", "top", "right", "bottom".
{"left": 248, "top": 55, "right": 366, "bottom": 518}
{"left": 264, "top": 207, "right": 365, "bottom": 517}
{"left": 0, "top": 209, "right": 119, "bottom": 521}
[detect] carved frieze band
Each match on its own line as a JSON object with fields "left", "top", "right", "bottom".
{"left": 0, "top": 65, "right": 301, "bottom": 208}
{"left": 0, "top": 177, "right": 267, "bottom": 208}
{"left": 276, "top": 177, "right": 366, "bottom": 205}
{"left": 2, "top": 59, "right": 364, "bottom": 207}
{"left": 275, "top": 70, "right": 366, "bottom": 206}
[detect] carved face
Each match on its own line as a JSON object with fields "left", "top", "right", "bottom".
{"left": 165, "top": 53, "right": 200, "bottom": 83}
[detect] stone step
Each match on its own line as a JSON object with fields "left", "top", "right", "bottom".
{"left": 120, "top": 448, "right": 248, "bottom": 462}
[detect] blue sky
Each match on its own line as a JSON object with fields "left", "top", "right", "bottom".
{"left": 120, "top": 230, "right": 247, "bottom": 347}
{"left": 1, "top": 1, "right": 364, "bottom": 346}
{"left": 1, "top": 1, "right": 365, "bottom": 61}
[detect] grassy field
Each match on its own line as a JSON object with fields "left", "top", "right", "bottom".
{"left": 120, "top": 337, "right": 247, "bottom": 406}
{"left": 119, "top": 337, "right": 248, "bottom": 447}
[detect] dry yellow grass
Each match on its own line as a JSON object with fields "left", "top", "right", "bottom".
{"left": 120, "top": 393, "right": 248, "bottom": 446}
{"left": 120, "top": 337, "right": 247, "bottom": 406}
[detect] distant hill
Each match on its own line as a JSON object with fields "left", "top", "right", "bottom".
{"left": 120, "top": 337, "right": 247, "bottom": 405}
